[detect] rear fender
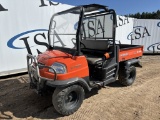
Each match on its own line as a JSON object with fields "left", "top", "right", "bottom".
{"left": 124, "top": 59, "right": 142, "bottom": 69}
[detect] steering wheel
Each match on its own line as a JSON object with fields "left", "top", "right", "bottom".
{"left": 71, "top": 38, "right": 86, "bottom": 49}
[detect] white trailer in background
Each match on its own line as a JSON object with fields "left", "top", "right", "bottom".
{"left": 132, "top": 19, "right": 160, "bottom": 53}
{"left": 0, "top": 0, "right": 134, "bottom": 76}
{"left": 116, "top": 15, "right": 134, "bottom": 44}
{"left": 0, "top": 0, "right": 73, "bottom": 76}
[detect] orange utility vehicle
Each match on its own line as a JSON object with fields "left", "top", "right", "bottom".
{"left": 27, "top": 4, "right": 143, "bottom": 115}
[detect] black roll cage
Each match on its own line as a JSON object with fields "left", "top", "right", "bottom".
{"left": 48, "top": 4, "right": 117, "bottom": 56}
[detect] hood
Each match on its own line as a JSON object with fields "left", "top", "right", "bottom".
{"left": 37, "top": 50, "right": 71, "bottom": 64}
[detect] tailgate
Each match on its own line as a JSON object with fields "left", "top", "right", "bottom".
{"left": 119, "top": 46, "right": 143, "bottom": 62}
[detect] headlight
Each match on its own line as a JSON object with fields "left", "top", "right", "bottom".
{"left": 49, "top": 62, "right": 67, "bottom": 74}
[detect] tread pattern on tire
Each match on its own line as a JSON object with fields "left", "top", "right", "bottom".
{"left": 52, "top": 85, "right": 84, "bottom": 116}
{"left": 118, "top": 65, "right": 136, "bottom": 86}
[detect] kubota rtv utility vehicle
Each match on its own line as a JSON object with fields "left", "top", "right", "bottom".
{"left": 27, "top": 4, "right": 143, "bottom": 115}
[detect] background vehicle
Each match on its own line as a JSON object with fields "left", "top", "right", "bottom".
{"left": 27, "top": 4, "right": 143, "bottom": 116}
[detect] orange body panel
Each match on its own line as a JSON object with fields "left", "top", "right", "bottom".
{"left": 119, "top": 46, "right": 143, "bottom": 62}
{"left": 38, "top": 50, "right": 89, "bottom": 80}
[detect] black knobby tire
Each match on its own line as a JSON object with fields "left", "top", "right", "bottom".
{"left": 52, "top": 85, "right": 85, "bottom": 115}
{"left": 118, "top": 66, "right": 136, "bottom": 86}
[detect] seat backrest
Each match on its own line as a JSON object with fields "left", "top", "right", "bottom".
{"left": 81, "top": 39, "right": 110, "bottom": 50}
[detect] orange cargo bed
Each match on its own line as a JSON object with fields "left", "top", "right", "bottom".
{"left": 119, "top": 45, "right": 143, "bottom": 62}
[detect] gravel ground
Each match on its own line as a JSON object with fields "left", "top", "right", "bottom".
{"left": 0, "top": 55, "right": 160, "bottom": 120}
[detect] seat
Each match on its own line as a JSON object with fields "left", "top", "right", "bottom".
{"left": 81, "top": 39, "right": 110, "bottom": 65}
{"left": 86, "top": 55, "right": 103, "bottom": 65}
{"left": 81, "top": 39, "right": 110, "bottom": 50}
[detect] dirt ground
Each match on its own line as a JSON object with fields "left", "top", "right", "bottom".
{"left": 0, "top": 55, "right": 160, "bottom": 120}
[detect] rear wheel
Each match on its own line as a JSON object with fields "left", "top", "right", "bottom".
{"left": 52, "top": 85, "right": 84, "bottom": 115}
{"left": 118, "top": 66, "right": 136, "bottom": 86}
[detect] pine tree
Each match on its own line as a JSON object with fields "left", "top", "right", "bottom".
{"left": 127, "top": 10, "right": 160, "bottom": 19}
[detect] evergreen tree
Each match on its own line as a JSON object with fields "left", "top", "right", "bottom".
{"left": 126, "top": 10, "right": 160, "bottom": 19}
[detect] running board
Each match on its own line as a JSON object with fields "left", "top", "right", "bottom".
{"left": 89, "top": 77, "right": 116, "bottom": 88}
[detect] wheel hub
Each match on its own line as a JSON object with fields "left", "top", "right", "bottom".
{"left": 65, "top": 91, "right": 78, "bottom": 107}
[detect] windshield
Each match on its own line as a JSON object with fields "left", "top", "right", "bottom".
{"left": 49, "top": 8, "right": 80, "bottom": 49}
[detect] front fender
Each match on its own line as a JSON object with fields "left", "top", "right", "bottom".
{"left": 46, "top": 77, "right": 92, "bottom": 91}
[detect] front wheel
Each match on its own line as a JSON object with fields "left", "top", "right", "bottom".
{"left": 118, "top": 66, "right": 136, "bottom": 86}
{"left": 52, "top": 85, "right": 85, "bottom": 116}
